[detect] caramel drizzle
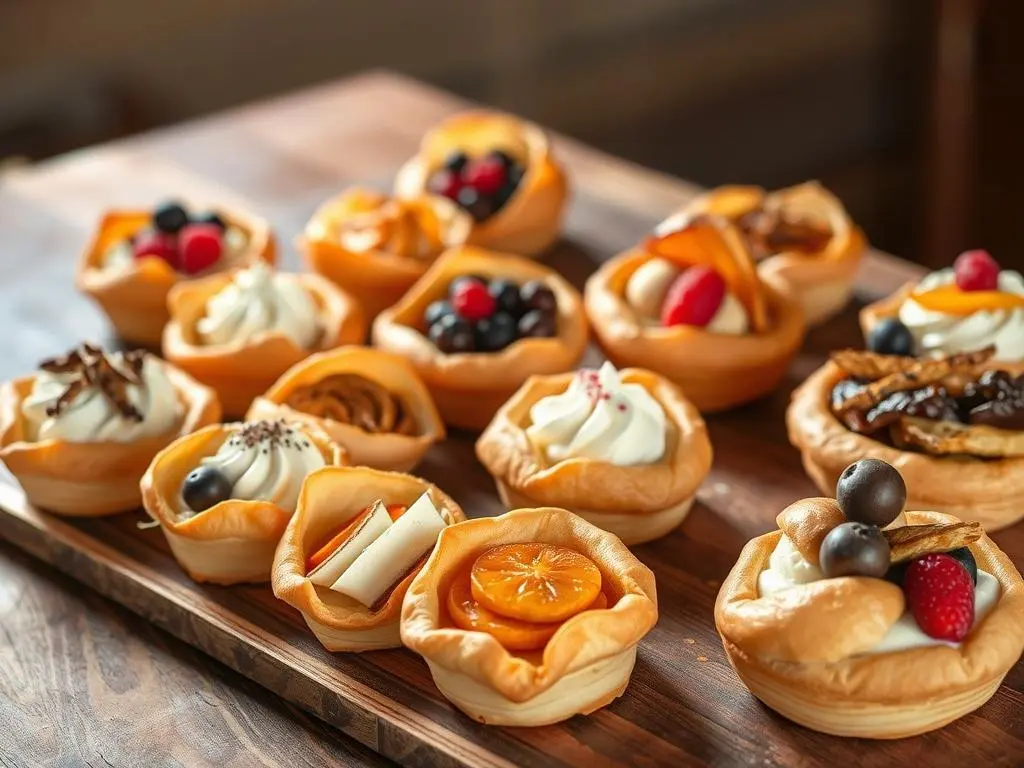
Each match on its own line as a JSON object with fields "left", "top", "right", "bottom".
{"left": 736, "top": 208, "right": 832, "bottom": 260}
{"left": 285, "top": 374, "right": 416, "bottom": 435}
{"left": 38, "top": 343, "right": 144, "bottom": 421}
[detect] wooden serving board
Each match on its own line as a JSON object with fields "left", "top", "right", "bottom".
{"left": 2, "top": 73, "right": 1023, "bottom": 768}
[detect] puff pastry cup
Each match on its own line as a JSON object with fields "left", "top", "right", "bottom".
{"left": 394, "top": 111, "right": 569, "bottom": 256}
{"left": 401, "top": 507, "right": 658, "bottom": 726}
{"left": 76, "top": 205, "right": 276, "bottom": 348}
{"left": 272, "top": 466, "right": 464, "bottom": 652}
{"left": 715, "top": 498, "right": 1024, "bottom": 739}
{"left": 584, "top": 217, "right": 806, "bottom": 412}
{"left": 163, "top": 267, "right": 367, "bottom": 417}
{"left": 679, "top": 182, "right": 866, "bottom": 325}
{"left": 0, "top": 352, "right": 220, "bottom": 517}
{"left": 475, "top": 367, "right": 712, "bottom": 544}
{"left": 788, "top": 353, "right": 1024, "bottom": 531}
{"left": 372, "top": 246, "right": 588, "bottom": 431}
{"left": 247, "top": 346, "right": 445, "bottom": 473}
{"left": 141, "top": 421, "right": 346, "bottom": 585}
{"left": 300, "top": 188, "right": 471, "bottom": 321}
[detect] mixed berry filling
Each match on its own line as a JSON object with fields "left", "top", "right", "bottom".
{"left": 426, "top": 150, "right": 525, "bottom": 222}
{"left": 423, "top": 275, "right": 557, "bottom": 354}
{"left": 123, "top": 201, "right": 237, "bottom": 275}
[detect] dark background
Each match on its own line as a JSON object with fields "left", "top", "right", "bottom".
{"left": 1, "top": 0, "right": 1019, "bottom": 270}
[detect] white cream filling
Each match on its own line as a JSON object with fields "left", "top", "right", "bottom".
{"left": 706, "top": 291, "right": 750, "bottom": 335}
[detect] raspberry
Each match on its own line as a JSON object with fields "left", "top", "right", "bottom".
{"left": 450, "top": 278, "right": 496, "bottom": 322}
{"left": 953, "top": 249, "right": 1000, "bottom": 292}
{"left": 903, "top": 552, "right": 975, "bottom": 642}
{"left": 660, "top": 266, "right": 727, "bottom": 328}
{"left": 463, "top": 157, "right": 507, "bottom": 196}
{"left": 132, "top": 230, "right": 178, "bottom": 267}
{"left": 178, "top": 223, "right": 223, "bottom": 274}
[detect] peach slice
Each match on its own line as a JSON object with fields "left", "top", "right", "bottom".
{"left": 910, "top": 284, "right": 1024, "bottom": 315}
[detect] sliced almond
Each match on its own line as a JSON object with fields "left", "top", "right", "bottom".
{"left": 883, "top": 521, "right": 982, "bottom": 564}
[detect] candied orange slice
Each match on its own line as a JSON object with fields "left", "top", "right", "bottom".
{"left": 386, "top": 503, "right": 407, "bottom": 521}
{"left": 644, "top": 217, "right": 769, "bottom": 333}
{"left": 447, "top": 573, "right": 608, "bottom": 651}
{"left": 470, "top": 543, "right": 603, "bottom": 623}
{"left": 910, "top": 284, "right": 1024, "bottom": 315}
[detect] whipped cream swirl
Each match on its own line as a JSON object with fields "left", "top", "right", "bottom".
{"left": 526, "top": 362, "right": 667, "bottom": 466}
{"left": 22, "top": 350, "right": 180, "bottom": 443}
{"left": 197, "top": 262, "right": 320, "bottom": 348}
{"left": 899, "top": 268, "right": 1024, "bottom": 361}
{"left": 195, "top": 420, "right": 325, "bottom": 512}
{"left": 758, "top": 534, "right": 1001, "bottom": 654}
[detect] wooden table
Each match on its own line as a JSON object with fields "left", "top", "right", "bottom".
{"left": 1, "top": 71, "right": 1021, "bottom": 768}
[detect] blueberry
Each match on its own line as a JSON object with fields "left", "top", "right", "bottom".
{"left": 153, "top": 201, "right": 189, "bottom": 234}
{"left": 424, "top": 299, "right": 453, "bottom": 328}
{"left": 867, "top": 318, "right": 915, "bottom": 356}
{"left": 518, "top": 309, "right": 557, "bottom": 338}
{"left": 836, "top": 458, "right": 906, "bottom": 527}
{"left": 428, "top": 314, "right": 475, "bottom": 354}
{"left": 443, "top": 150, "right": 469, "bottom": 174}
{"left": 819, "top": 522, "right": 891, "bottom": 579}
{"left": 493, "top": 182, "right": 518, "bottom": 212}
{"left": 192, "top": 211, "right": 226, "bottom": 230}
{"left": 181, "top": 465, "right": 233, "bottom": 514}
{"left": 488, "top": 279, "right": 524, "bottom": 316}
{"left": 948, "top": 546, "right": 978, "bottom": 585}
{"left": 519, "top": 280, "right": 557, "bottom": 313}
{"left": 475, "top": 311, "right": 518, "bottom": 352}
{"left": 487, "top": 149, "right": 516, "bottom": 168}
{"left": 456, "top": 186, "right": 496, "bottom": 222}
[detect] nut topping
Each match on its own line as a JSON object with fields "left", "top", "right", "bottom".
{"left": 736, "top": 208, "right": 832, "bottom": 261}
{"left": 285, "top": 374, "right": 416, "bottom": 435}
{"left": 883, "top": 522, "right": 982, "bottom": 564}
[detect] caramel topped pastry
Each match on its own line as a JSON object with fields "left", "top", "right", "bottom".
{"left": 789, "top": 346, "right": 1024, "bottom": 530}
{"left": 0, "top": 342, "right": 219, "bottom": 516}
{"left": 585, "top": 216, "right": 805, "bottom": 412}
{"left": 285, "top": 373, "right": 417, "bottom": 436}
{"left": 402, "top": 508, "right": 658, "bottom": 726}
{"left": 716, "top": 459, "right": 1024, "bottom": 739}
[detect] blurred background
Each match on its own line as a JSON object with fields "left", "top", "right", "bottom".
{"left": 1, "top": 0, "right": 1019, "bottom": 269}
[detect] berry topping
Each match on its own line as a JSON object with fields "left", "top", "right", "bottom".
{"left": 518, "top": 309, "right": 557, "bottom": 338}
{"left": 428, "top": 168, "right": 463, "bottom": 200}
{"left": 866, "top": 317, "right": 915, "bottom": 356}
{"left": 192, "top": 211, "right": 226, "bottom": 230}
{"left": 178, "top": 223, "right": 224, "bottom": 274}
{"left": 661, "top": 266, "right": 726, "bottom": 328}
{"left": 451, "top": 278, "right": 497, "bottom": 322}
{"left": 463, "top": 156, "right": 508, "bottom": 196}
{"left": 153, "top": 201, "right": 189, "bottom": 234}
{"left": 903, "top": 552, "right": 975, "bottom": 642}
{"left": 456, "top": 186, "right": 496, "bottom": 222}
{"left": 425, "top": 299, "right": 454, "bottom": 327}
{"left": 428, "top": 314, "right": 476, "bottom": 354}
{"left": 486, "top": 149, "right": 516, "bottom": 169}
{"left": 475, "top": 312, "right": 518, "bottom": 352}
{"left": 132, "top": 230, "right": 178, "bottom": 266}
{"left": 488, "top": 278, "right": 524, "bottom": 316}
{"left": 443, "top": 150, "right": 469, "bottom": 173}
{"left": 947, "top": 546, "right": 979, "bottom": 586}
{"left": 836, "top": 459, "right": 906, "bottom": 527}
{"left": 426, "top": 147, "right": 525, "bottom": 221}
{"left": 181, "top": 465, "right": 233, "bottom": 514}
{"left": 953, "top": 249, "right": 1000, "bottom": 292}
{"left": 818, "top": 521, "right": 891, "bottom": 579}
{"left": 519, "top": 280, "right": 556, "bottom": 313}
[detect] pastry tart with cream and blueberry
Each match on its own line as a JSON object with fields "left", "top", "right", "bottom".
{"left": 247, "top": 346, "right": 445, "bottom": 473}
{"left": 372, "top": 246, "right": 588, "bottom": 431}
{"left": 163, "top": 261, "right": 367, "bottom": 417}
{"left": 585, "top": 215, "right": 805, "bottom": 412}
{"left": 860, "top": 249, "right": 1024, "bottom": 372}
{"left": 271, "top": 466, "right": 463, "bottom": 651}
{"left": 76, "top": 200, "right": 276, "bottom": 347}
{"left": 715, "top": 459, "right": 1024, "bottom": 738}
{"left": 300, "top": 188, "right": 471, "bottom": 320}
{"left": 394, "top": 111, "right": 568, "bottom": 257}
{"left": 676, "top": 182, "right": 866, "bottom": 325}
{"left": 401, "top": 507, "right": 658, "bottom": 726}
{"left": 140, "top": 418, "right": 346, "bottom": 584}
{"left": 788, "top": 345, "right": 1024, "bottom": 530}
{"left": 0, "top": 343, "right": 219, "bottom": 516}
{"left": 476, "top": 362, "right": 712, "bottom": 544}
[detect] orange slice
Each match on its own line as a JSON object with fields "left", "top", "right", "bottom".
{"left": 470, "top": 543, "right": 603, "bottom": 623}
{"left": 306, "top": 506, "right": 371, "bottom": 572}
{"left": 386, "top": 503, "right": 407, "bottom": 521}
{"left": 447, "top": 572, "right": 608, "bottom": 651}
{"left": 910, "top": 284, "right": 1024, "bottom": 315}
{"left": 644, "top": 217, "right": 769, "bottom": 333}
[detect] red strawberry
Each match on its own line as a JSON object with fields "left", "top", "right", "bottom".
{"left": 902, "top": 552, "right": 975, "bottom": 642}
{"left": 178, "top": 223, "right": 223, "bottom": 274}
{"left": 451, "top": 278, "right": 496, "bottom": 321}
{"left": 463, "top": 157, "right": 507, "bottom": 196}
{"left": 661, "top": 266, "right": 726, "bottom": 328}
{"left": 953, "top": 249, "right": 1000, "bottom": 292}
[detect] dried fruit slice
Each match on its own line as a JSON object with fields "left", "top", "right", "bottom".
{"left": 892, "top": 416, "right": 1024, "bottom": 458}
{"left": 884, "top": 522, "right": 982, "bottom": 564}
{"left": 910, "top": 284, "right": 1024, "bottom": 315}
{"left": 470, "top": 543, "right": 603, "bottom": 623}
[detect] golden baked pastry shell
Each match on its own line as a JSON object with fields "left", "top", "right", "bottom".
{"left": 247, "top": 346, "right": 445, "bottom": 473}
{"left": 372, "top": 246, "right": 588, "bottom": 431}
{"left": 394, "top": 111, "right": 569, "bottom": 257}
{"left": 299, "top": 188, "right": 471, "bottom": 321}
{"left": 475, "top": 368, "right": 712, "bottom": 544}
{"left": 401, "top": 507, "right": 658, "bottom": 725}
{"left": 0, "top": 363, "right": 220, "bottom": 517}
{"left": 140, "top": 421, "right": 346, "bottom": 585}
{"left": 585, "top": 248, "right": 805, "bottom": 412}
{"left": 715, "top": 510, "right": 1024, "bottom": 738}
{"left": 788, "top": 361, "right": 1024, "bottom": 530}
{"left": 163, "top": 269, "right": 367, "bottom": 417}
{"left": 76, "top": 208, "right": 276, "bottom": 348}
{"left": 271, "top": 465, "right": 464, "bottom": 651}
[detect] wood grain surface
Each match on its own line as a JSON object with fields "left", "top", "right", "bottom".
{"left": 1, "top": 71, "right": 1022, "bottom": 768}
